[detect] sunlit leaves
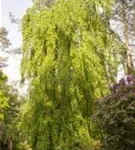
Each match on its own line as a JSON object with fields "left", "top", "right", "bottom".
{"left": 20, "top": 0, "right": 120, "bottom": 149}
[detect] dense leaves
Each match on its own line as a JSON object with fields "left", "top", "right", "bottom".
{"left": 0, "top": 27, "right": 20, "bottom": 150}
{"left": 20, "top": 0, "right": 121, "bottom": 149}
{"left": 95, "top": 76, "right": 135, "bottom": 150}
{"left": 1, "top": 0, "right": 135, "bottom": 150}
{"left": 0, "top": 71, "right": 20, "bottom": 150}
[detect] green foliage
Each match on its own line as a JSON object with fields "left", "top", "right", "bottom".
{"left": 20, "top": 0, "right": 121, "bottom": 149}
{"left": 0, "top": 72, "right": 9, "bottom": 121}
{"left": 0, "top": 71, "right": 20, "bottom": 149}
{"left": 0, "top": 27, "right": 11, "bottom": 49}
{"left": 95, "top": 76, "right": 135, "bottom": 150}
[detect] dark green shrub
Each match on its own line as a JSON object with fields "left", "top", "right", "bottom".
{"left": 94, "top": 76, "right": 135, "bottom": 150}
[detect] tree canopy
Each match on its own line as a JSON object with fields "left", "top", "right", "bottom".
{"left": 1, "top": 0, "right": 135, "bottom": 150}
{"left": 20, "top": 0, "right": 122, "bottom": 149}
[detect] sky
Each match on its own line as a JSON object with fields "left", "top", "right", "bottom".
{"left": 0, "top": 0, "right": 32, "bottom": 89}
{"left": 1, "top": 0, "right": 32, "bottom": 48}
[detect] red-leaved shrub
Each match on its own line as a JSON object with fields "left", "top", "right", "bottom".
{"left": 94, "top": 76, "right": 135, "bottom": 150}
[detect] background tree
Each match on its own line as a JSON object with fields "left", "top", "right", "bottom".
{"left": 111, "top": 0, "right": 135, "bottom": 74}
{"left": 0, "top": 71, "right": 20, "bottom": 150}
{"left": 0, "top": 27, "right": 11, "bottom": 49}
{"left": 0, "top": 27, "right": 20, "bottom": 150}
{"left": 0, "top": 27, "right": 11, "bottom": 68}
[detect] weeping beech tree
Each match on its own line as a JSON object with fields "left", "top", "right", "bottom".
{"left": 20, "top": 0, "right": 121, "bottom": 149}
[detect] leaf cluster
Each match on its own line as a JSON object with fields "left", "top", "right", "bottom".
{"left": 20, "top": 0, "right": 122, "bottom": 149}
{"left": 0, "top": 71, "right": 20, "bottom": 149}
{"left": 95, "top": 76, "right": 135, "bottom": 150}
